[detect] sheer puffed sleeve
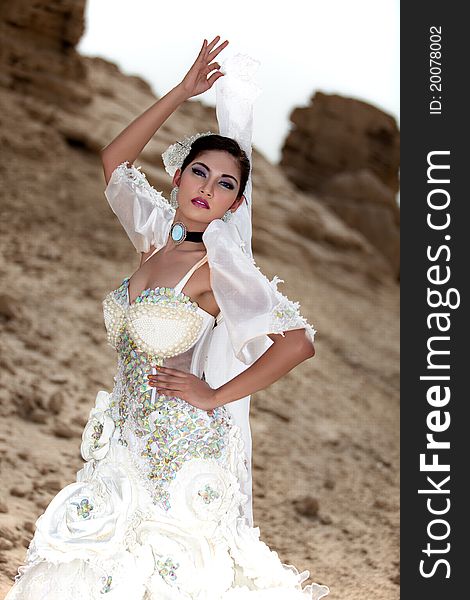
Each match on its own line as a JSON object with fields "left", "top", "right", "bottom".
{"left": 202, "top": 219, "right": 317, "bottom": 366}
{"left": 103, "top": 161, "right": 175, "bottom": 253}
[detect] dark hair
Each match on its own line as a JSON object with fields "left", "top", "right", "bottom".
{"left": 180, "top": 134, "right": 250, "bottom": 200}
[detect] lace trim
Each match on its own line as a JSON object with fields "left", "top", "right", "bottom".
{"left": 108, "top": 360, "right": 127, "bottom": 442}
{"left": 111, "top": 161, "right": 175, "bottom": 213}
{"left": 122, "top": 505, "right": 156, "bottom": 553}
{"left": 247, "top": 260, "right": 317, "bottom": 342}
{"left": 269, "top": 295, "right": 317, "bottom": 344}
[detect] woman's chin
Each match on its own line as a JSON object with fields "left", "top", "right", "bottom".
{"left": 178, "top": 206, "right": 214, "bottom": 225}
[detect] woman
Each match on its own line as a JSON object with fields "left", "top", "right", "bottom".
{"left": 5, "top": 37, "right": 329, "bottom": 599}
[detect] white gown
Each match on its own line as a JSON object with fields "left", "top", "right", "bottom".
{"left": 4, "top": 163, "right": 329, "bottom": 600}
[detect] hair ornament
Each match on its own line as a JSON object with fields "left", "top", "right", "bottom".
{"left": 162, "top": 131, "right": 213, "bottom": 177}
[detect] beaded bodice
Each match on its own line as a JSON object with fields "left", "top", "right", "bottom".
{"left": 103, "top": 277, "right": 209, "bottom": 361}
{"left": 101, "top": 255, "right": 235, "bottom": 512}
{"left": 102, "top": 254, "right": 216, "bottom": 429}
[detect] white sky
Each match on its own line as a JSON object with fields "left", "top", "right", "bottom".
{"left": 78, "top": 0, "right": 400, "bottom": 164}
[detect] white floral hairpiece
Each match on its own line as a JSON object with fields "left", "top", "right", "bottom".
{"left": 161, "top": 131, "right": 214, "bottom": 177}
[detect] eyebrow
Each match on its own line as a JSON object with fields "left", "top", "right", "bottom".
{"left": 192, "top": 162, "right": 239, "bottom": 184}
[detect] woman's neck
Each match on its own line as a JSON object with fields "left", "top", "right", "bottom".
{"left": 169, "top": 240, "right": 206, "bottom": 252}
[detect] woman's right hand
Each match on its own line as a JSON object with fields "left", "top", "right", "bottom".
{"left": 177, "top": 36, "right": 229, "bottom": 100}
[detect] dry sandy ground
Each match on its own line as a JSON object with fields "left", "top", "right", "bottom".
{"left": 0, "top": 124, "right": 399, "bottom": 599}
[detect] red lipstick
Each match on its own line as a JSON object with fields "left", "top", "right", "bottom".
{"left": 191, "top": 197, "right": 210, "bottom": 209}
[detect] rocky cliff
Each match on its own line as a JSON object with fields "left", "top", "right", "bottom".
{"left": 280, "top": 92, "right": 400, "bottom": 279}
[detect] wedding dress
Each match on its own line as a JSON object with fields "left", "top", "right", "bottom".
{"left": 4, "top": 162, "right": 329, "bottom": 600}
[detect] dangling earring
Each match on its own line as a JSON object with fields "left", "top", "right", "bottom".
{"left": 170, "top": 186, "right": 179, "bottom": 209}
{"left": 222, "top": 210, "right": 232, "bottom": 223}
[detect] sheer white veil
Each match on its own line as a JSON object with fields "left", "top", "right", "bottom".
{"left": 215, "top": 53, "right": 261, "bottom": 261}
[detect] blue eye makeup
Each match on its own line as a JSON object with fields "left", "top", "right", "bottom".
{"left": 191, "top": 166, "right": 235, "bottom": 190}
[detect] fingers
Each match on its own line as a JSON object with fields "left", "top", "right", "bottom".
{"left": 153, "top": 384, "right": 185, "bottom": 394}
{"left": 148, "top": 373, "right": 184, "bottom": 386}
{"left": 152, "top": 366, "right": 186, "bottom": 377}
{"left": 204, "top": 36, "right": 229, "bottom": 63}
{"left": 191, "top": 38, "right": 208, "bottom": 69}
{"left": 208, "top": 41, "right": 229, "bottom": 63}
{"left": 197, "top": 37, "right": 212, "bottom": 63}
{"left": 195, "top": 39, "right": 204, "bottom": 60}
{"left": 207, "top": 71, "right": 225, "bottom": 87}
{"left": 202, "top": 63, "right": 221, "bottom": 78}
{"left": 206, "top": 61, "right": 220, "bottom": 73}
{"left": 147, "top": 371, "right": 183, "bottom": 388}
{"left": 147, "top": 366, "right": 187, "bottom": 389}
{"left": 206, "top": 35, "right": 220, "bottom": 53}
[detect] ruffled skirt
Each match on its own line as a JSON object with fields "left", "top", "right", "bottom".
{"left": 5, "top": 391, "right": 329, "bottom": 600}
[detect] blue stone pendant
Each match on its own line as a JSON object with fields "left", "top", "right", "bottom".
{"left": 170, "top": 222, "right": 186, "bottom": 245}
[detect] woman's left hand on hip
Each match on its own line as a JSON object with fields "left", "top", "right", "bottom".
{"left": 148, "top": 366, "right": 220, "bottom": 412}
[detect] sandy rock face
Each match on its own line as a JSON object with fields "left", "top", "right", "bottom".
{"left": 0, "top": 1, "right": 89, "bottom": 103}
{"left": 280, "top": 92, "right": 400, "bottom": 193}
{"left": 319, "top": 169, "right": 400, "bottom": 279}
{"left": 280, "top": 92, "right": 400, "bottom": 278}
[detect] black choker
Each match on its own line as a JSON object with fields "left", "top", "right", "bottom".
{"left": 170, "top": 222, "right": 204, "bottom": 245}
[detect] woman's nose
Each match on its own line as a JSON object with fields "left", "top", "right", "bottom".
{"left": 200, "top": 186, "right": 213, "bottom": 197}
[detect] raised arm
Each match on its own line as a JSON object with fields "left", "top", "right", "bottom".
{"left": 100, "top": 36, "right": 229, "bottom": 184}
{"left": 100, "top": 85, "right": 187, "bottom": 184}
